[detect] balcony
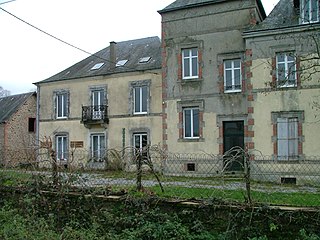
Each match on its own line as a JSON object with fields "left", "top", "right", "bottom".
{"left": 81, "top": 105, "right": 109, "bottom": 127}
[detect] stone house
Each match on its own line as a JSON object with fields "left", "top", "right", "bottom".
{"left": 159, "top": 0, "right": 320, "bottom": 182}
{"left": 159, "top": 0, "right": 266, "bottom": 173}
{"left": 243, "top": 0, "right": 320, "bottom": 184}
{"left": 34, "top": 37, "right": 163, "bottom": 169}
{"left": 0, "top": 92, "right": 37, "bottom": 166}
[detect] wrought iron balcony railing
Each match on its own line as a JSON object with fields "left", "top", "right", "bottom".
{"left": 81, "top": 105, "right": 109, "bottom": 125}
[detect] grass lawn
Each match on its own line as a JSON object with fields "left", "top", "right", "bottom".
{"left": 1, "top": 169, "right": 319, "bottom": 207}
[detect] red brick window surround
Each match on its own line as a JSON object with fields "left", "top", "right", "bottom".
{"left": 177, "top": 100, "right": 204, "bottom": 142}
{"left": 271, "top": 111, "right": 304, "bottom": 160}
{"left": 178, "top": 42, "right": 203, "bottom": 82}
{"left": 224, "top": 59, "right": 242, "bottom": 93}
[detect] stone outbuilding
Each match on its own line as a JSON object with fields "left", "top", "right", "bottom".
{"left": 0, "top": 92, "right": 37, "bottom": 166}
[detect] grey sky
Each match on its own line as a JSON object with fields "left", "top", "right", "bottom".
{"left": 0, "top": 0, "right": 279, "bottom": 94}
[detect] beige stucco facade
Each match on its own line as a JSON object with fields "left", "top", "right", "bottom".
{"left": 160, "top": 0, "right": 265, "bottom": 159}
{"left": 37, "top": 70, "right": 162, "bottom": 168}
{"left": 245, "top": 25, "right": 320, "bottom": 157}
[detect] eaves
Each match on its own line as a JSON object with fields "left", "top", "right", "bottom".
{"left": 243, "top": 23, "right": 320, "bottom": 39}
{"left": 158, "top": 0, "right": 225, "bottom": 14}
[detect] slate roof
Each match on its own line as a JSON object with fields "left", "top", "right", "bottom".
{"left": 36, "top": 36, "right": 162, "bottom": 84}
{"left": 248, "top": 0, "right": 299, "bottom": 31}
{"left": 0, "top": 92, "right": 35, "bottom": 123}
{"left": 158, "top": 0, "right": 266, "bottom": 18}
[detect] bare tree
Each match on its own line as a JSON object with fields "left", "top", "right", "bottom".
{"left": 0, "top": 86, "right": 10, "bottom": 98}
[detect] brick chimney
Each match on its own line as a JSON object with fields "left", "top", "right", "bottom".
{"left": 110, "top": 41, "right": 117, "bottom": 71}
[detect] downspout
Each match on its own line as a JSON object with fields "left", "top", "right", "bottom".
{"left": 36, "top": 85, "right": 40, "bottom": 162}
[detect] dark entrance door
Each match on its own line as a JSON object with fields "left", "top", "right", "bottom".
{"left": 223, "top": 121, "right": 244, "bottom": 171}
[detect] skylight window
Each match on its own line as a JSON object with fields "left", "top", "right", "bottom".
{"left": 139, "top": 57, "right": 151, "bottom": 64}
{"left": 91, "top": 62, "right": 104, "bottom": 70}
{"left": 116, "top": 60, "right": 128, "bottom": 67}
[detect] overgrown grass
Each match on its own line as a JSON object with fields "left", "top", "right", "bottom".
{"left": 1, "top": 169, "right": 320, "bottom": 207}
{"left": 152, "top": 186, "right": 320, "bottom": 207}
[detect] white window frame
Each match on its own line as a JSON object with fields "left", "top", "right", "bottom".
{"left": 301, "top": 0, "right": 319, "bottom": 23}
{"left": 277, "top": 117, "right": 299, "bottom": 160}
{"left": 134, "top": 86, "right": 148, "bottom": 115}
{"left": 56, "top": 92, "right": 68, "bottom": 119}
{"left": 91, "top": 134, "right": 106, "bottom": 162}
{"left": 91, "top": 89, "right": 105, "bottom": 120}
{"left": 224, "top": 59, "right": 242, "bottom": 93}
{"left": 276, "top": 52, "right": 297, "bottom": 88}
{"left": 133, "top": 132, "right": 149, "bottom": 161}
{"left": 182, "top": 48, "right": 198, "bottom": 79}
{"left": 183, "top": 108, "right": 200, "bottom": 139}
{"left": 133, "top": 133, "right": 148, "bottom": 151}
{"left": 56, "top": 135, "right": 68, "bottom": 161}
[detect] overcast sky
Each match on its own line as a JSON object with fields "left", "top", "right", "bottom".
{"left": 0, "top": 0, "right": 279, "bottom": 95}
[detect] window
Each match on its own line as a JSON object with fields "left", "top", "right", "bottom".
{"left": 183, "top": 108, "right": 199, "bottom": 139}
{"left": 91, "top": 62, "right": 104, "bottom": 70}
{"left": 276, "top": 52, "right": 297, "bottom": 87}
{"left": 28, "top": 118, "right": 36, "bottom": 132}
{"left": 277, "top": 118, "right": 299, "bottom": 160}
{"left": 182, "top": 48, "right": 198, "bottom": 79}
{"left": 301, "top": 0, "right": 319, "bottom": 23}
{"left": 116, "top": 59, "right": 128, "bottom": 67}
{"left": 133, "top": 133, "right": 148, "bottom": 161}
{"left": 224, "top": 59, "right": 242, "bottom": 92}
{"left": 91, "top": 89, "right": 106, "bottom": 120}
{"left": 134, "top": 86, "right": 148, "bottom": 114}
{"left": 56, "top": 135, "right": 68, "bottom": 161}
{"left": 56, "top": 92, "right": 68, "bottom": 119}
{"left": 272, "top": 111, "right": 304, "bottom": 160}
{"left": 91, "top": 134, "right": 105, "bottom": 162}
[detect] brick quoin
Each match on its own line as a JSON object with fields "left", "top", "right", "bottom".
{"left": 162, "top": 113, "right": 167, "bottom": 121}
{"left": 248, "top": 107, "right": 254, "bottom": 114}
{"left": 163, "top": 133, "right": 168, "bottom": 141}
{"left": 246, "top": 142, "right": 255, "bottom": 150}
{"left": 162, "top": 123, "right": 168, "bottom": 130}
{"left": 248, "top": 118, "right": 254, "bottom": 126}
{"left": 219, "top": 144, "right": 224, "bottom": 155}
{"left": 245, "top": 60, "right": 252, "bottom": 67}
{"left": 179, "top": 128, "right": 183, "bottom": 139}
{"left": 298, "top": 142, "right": 303, "bottom": 155}
{"left": 245, "top": 49, "right": 252, "bottom": 57}
{"left": 163, "top": 144, "right": 168, "bottom": 151}
{"left": 247, "top": 95, "right": 254, "bottom": 101}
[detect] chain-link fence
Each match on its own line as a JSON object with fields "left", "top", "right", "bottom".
{"left": 0, "top": 146, "right": 319, "bottom": 206}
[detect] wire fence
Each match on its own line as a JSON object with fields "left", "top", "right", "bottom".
{"left": 0, "top": 146, "right": 320, "bottom": 206}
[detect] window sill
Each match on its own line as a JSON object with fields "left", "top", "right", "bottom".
{"left": 178, "top": 137, "right": 205, "bottom": 142}
{"left": 132, "top": 113, "right": 148, "bottom": 116}
{"left": 224, "top": 89, "right": 242, "bottom": 94}
{"left": 178, "top": 78, "right": 203, "bottom": 84}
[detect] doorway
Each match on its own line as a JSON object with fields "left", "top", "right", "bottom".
{"left": 223, "top": 121, "right": 244, "bottom": 171}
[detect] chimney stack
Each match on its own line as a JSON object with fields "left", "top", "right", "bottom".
{"left": 110, "top": 41, "right": 117, "bottom": 71}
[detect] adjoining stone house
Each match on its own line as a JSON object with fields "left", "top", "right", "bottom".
{"left": 34, "top": 37, "right": 163, "bottom": 169}
{"left": 0, "top": 92, "right": 37, "bottom": 166}
{"left": 159, "top": 0, "right": 266, "bottom": 173}
{"left": 243, "top": 0, "right": 320, "bottom": 184}
{"left": 159, "top": 0, "right": 320, "bottom": 182}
